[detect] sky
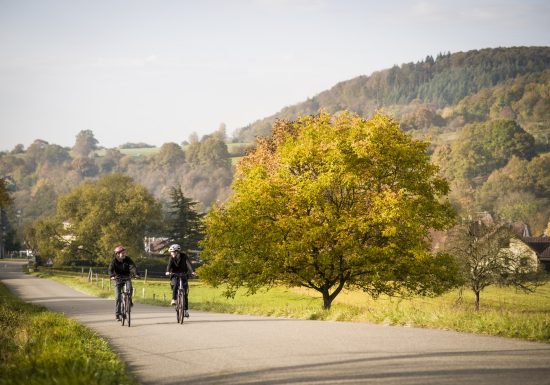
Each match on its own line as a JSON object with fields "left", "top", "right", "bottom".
{"left": 1, "top": 0, "right": 550, "bottom": 151}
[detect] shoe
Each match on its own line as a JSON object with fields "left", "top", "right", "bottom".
{"left": 171, "top": 299, "right": 176, "bottom": 306}
{"left": 184, "top": 310, "right": 189, "bottom": 318}
{"left": 116, "top": 314, "right": 121, "bottom": 321}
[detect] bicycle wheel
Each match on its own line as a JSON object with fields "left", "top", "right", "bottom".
{"left": 121, "top": 294, "right": 127, "bottom": 326}
{"left": 177, "top": 290, "right": 184, "bottom": 324}
{"left": 126, "top": 295, "right": 131, "bottom": 327}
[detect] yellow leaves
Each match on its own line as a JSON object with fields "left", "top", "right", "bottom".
{"left": 202, "top": 110, "right": 456, "bottom": 305}
{"left": 382, "top": 226, "right": 398, "bottom": 237}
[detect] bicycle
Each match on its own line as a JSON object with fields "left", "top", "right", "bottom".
{"left": 173, "top": 273, "right": 188, "bottom": 324}
{"left": 120, "top": 277, "right": 132, "bottom": 327}
{"left": 111, "top": 275, "right": 135, "bottom": 327}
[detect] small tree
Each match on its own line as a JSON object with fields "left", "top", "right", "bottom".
{"left": 200, "top": 112, "right": 460, "bottom": 309}
{"left": 165, "top": 185, "right": 204, "bottom": 252}
{"left": 445, "top": 218, "right": 544, "bottom": 310}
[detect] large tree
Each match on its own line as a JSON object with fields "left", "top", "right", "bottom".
{"left": 200, "top": 112, "right": 459, "bottom": 309}
{"left": 27, "top": 173, "right": 161, "bottom": 264}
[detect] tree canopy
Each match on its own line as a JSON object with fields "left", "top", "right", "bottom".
{"left": 448, "top": 119, "right": 535, "bottom": 182}
{"left": 72, "top": 129, "right": 99, "bottom": 158}
{"left": 27, "top": 173, "right": 161, "bottom": 263}
{"left": 200, "top": 111, "right": 459, "bottom": 309}
{"left": 0, "top": 178, "right": 12, "bottom": 208}
{"left": 165, "top": 185, "right": 204, "bottom": 252}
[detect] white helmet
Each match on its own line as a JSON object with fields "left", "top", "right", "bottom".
{"left": 168, "top": 244, "right": 181, "bottom": 252}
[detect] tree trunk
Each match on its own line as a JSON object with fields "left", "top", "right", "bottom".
{"left": 320, "top": 279, "right": 347, "bottom": 310}
{"left": 474, "top": 290, "right": 480, "bottom": 311}
{"left": 322, "top": 290, "right": 332, "bottom": 310}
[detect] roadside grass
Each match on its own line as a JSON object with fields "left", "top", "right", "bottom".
{"left": 37, "top": 269, "right": 550, "bottom": 343}
{"left": 0, "top": 282, "right": 137, "bottom": 385}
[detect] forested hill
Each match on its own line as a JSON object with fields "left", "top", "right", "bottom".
{"left": 235, "top": 46, "right": 550, "bottom": 142}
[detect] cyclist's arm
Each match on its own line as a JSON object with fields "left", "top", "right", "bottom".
{"left": 108, "top": 259, "right": 116, "bottom": 278}
{"left": 165, "top": 258, "right": 173, "bottom": 276}
{"left": 185, "top": 256, "right": 194, "bottom": 275}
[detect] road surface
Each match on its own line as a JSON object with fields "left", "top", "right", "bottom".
{"left": 1, "top": 260, "right": 549, "bottom": 385}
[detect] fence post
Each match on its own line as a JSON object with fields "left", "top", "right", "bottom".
{"left": 81, "top": 267, "right": 84, "bottom": 278}
{"left": 144, "top": 269, "right": 148, "bottom": 283}
{"left": 95, "top": 273, "right": 98, "bottom": 285}
{"left": 88, "top": 268, "right": 93, "bottom": 282}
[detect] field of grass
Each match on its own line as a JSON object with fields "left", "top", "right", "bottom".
{"left": 95, "top": 147, "right": 159, "bottom": 157}
{"left": 94, "top": 142, "right": 255, "bottom": 158}
{"left": 37, "top": 268, "right": 550, "bottom": 343}
{"left": 0, "top": 282, "right": 137, "bottom": 385}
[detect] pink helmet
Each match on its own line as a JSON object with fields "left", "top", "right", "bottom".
{"left": 114, "top": 245, "right": 126, "bottom": 254}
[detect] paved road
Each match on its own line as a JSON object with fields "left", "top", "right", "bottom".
{"left": 1, "top": 260, "right": 550, "bottom": 385}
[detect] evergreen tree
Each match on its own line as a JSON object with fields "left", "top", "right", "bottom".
{"left": 166, "top": 185, "right": 204, "bottom": 252}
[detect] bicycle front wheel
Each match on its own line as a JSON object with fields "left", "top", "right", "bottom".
{"left": 177, "top": 291, "right": 184, "bottom": 324}
{"left": 126, "top": 296, "right": 131, "bottom": 327}
{"left": 121, "top": 295, "right": 127, "bottom": 326}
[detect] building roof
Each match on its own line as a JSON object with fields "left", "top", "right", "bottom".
{"left": 521, "top": 236, "right": 550, "bottom": 260}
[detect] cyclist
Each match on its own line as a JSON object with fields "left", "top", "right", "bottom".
{"left": 109, "top": 245, "right": 140, "bottom": 321}
{"left": 165, "top": 244, "right": 195, "bottom": 317}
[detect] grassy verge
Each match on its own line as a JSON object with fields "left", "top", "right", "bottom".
{"left": 38, "top": 269, "right": 550, "bottom": 343}
{"left": 0, "top": 282, "right": 137, "bottom": 385}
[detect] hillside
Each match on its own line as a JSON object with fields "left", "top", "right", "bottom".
{"left": 234, "top": 46, "right": 550, "bottom": 145}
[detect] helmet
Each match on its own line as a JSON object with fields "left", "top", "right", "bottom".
{"left": 114, "top": 245, "right": 126, "bottom": 254}
{"left": 168, "top": 244, "right": 181, "bottom": 252}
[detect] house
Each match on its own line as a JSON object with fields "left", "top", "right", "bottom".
{"left": 520, "top": 236, "right": 550, "bottom": 272}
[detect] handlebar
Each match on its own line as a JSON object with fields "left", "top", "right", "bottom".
{"left": 166, "top": 272, "right": 196, "bottom": 277}
{"left": 110, "top": 275, "right": 140, "bottom": 281}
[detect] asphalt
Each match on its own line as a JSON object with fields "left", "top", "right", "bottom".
{"left": 1, "top": 260, "right": 550, "bottom": 385}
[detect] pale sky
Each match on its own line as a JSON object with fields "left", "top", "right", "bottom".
{"left": 1, "top": 0, "right": 549, "bottom": 151}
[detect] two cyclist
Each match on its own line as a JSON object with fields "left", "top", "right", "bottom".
{"left": 108, "top": 245, "right": 140, "bottom": 321}
{"left": 165, "top": 244, "right": 196, "bottom": 317}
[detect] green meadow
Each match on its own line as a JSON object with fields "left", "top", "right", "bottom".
{"left": 39, "top": 269, "right": 550, "bottom": 343}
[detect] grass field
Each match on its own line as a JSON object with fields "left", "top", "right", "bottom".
{"left": 38, "top": 269, "right": 550, "bottom": 343}
{"left": 0, "top": 282, "right": 137, "bottom": 385}
{"left": 94, "top": 147, "right": 159, "bottom": 157}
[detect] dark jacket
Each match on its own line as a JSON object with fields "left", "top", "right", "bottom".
{"left": 108, "top": 256, "right": 139, "bottom": 280}
{"left": 166, "top": 252, "right": 194, "bottom": 276}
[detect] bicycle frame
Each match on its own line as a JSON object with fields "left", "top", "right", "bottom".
{"left": 120, "top": 277, "right": 132, "bottom": 327}
{"left": 175, "top": 274, "right": 187, "bottom": 324}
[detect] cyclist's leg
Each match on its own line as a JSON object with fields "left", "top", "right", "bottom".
{"left": 115, "top": 282, "right": 122, "bottom": 317}
{"left": 184, "top": 278, "right": 189, "bottom": 310}
{"left": 127, "top": 280, "right": 133, "bottom": 306}
{"left": 171, "top": 276, "right": 179, "bottom": 302}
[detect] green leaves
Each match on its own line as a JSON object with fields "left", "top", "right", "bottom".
{"left": 29, "top": 173, "right": 161, "bottom": 264}
{"left": 201, "top": 111, "right": 457, "bottom": 309}
{"left": 165, "top": 185, "right": 204, "bottom": 252}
